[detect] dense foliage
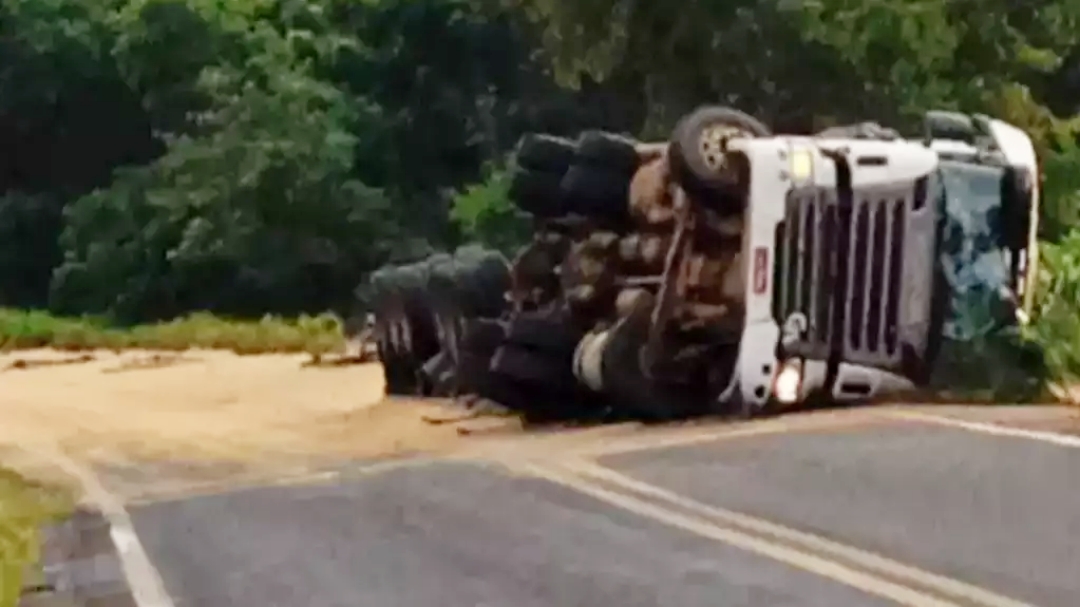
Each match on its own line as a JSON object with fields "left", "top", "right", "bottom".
{"left": 2, "top": 0, "right": 1080, "bottom": 384}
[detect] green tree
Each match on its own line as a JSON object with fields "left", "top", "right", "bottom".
{"left": 50, "top": 2, "right": 398, "bottom": 320}
{"left": 0, "top": 0, "right": 158, "bottom": 306}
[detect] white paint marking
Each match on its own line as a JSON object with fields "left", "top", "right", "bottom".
{"left": 890, "top": 411, "right": 1080, "bottom": 448}
{"left": 23, "top": 446, "right": 177, "bottom": 607}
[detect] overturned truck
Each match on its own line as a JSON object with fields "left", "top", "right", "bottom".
{"left": 367, "top": 106, "right": 1040, "bottom": 421}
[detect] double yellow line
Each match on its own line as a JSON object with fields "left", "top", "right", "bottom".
{"left": 510, "top": 459, "right": 1033, "bottom": 607}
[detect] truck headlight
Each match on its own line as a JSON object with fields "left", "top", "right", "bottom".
{"left": 790, "top": 147, "right": 814, "bottom": 182}
{"left": 773, "top": 359, "right": 803, "bottom": 404}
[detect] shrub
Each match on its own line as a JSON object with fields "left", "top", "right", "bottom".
{"left": 1027, "top": 230, "right": 1080, "bottom": 389}
{"left": 0, "top": 309, "right": 344, "bottom": 355}
{"left": 450, "top": 164, "right": 532, "bottom": 255}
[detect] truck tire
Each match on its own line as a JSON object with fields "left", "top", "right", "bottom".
{"left": 426, "top": 255, "right": 468, "bottom": 367}
{"left": 561, "top": 165, "right": 631, "bottom": 222}
{"left": 488, "top": 345, "right": 583, "bottom": 419}
{"left": 384, "top": 314, "right": 421, "bottom": 395}
{"left": 421, "top": 248, "right": 511, "bottom": 393}
{"left": 420, "top": 352, "right": 455, "bottom": 397}
{"left": 599, "top": 316, "right": 705, "bottom": 421}
{"left": 373, "top": 318, "right": 399, "bottom": 393}
{"left": 669, "top": 105, "right": 769, "bottom": 203}
{"left": 375, "top": 259, "right": 448, "bottom": 396}
{"left": 407, "top": 249, "right": 504, "bottom": 394}
{"left": 460, "top": 317, "right": 507, "bottom": 356}
{"left": 509, "top": 168, "right": 566, "bottom": 217}
{"left": 504, "top": 311, "right": 584, "bottom": 355}
{"left": 398, "top": 266, "right": 443, "bottom": 376}
{"left": 516, "top": 134, "right": 578, "bottom": 173}
{"left": 452, "top": 246, "right": 511, "bottom": 318}
{"left": 490, "top": 345, "right": 576, "bottom": 390}
{"left": 576, "top": 131, "right": 641, "bottom": 176}
{"left": 457, "top": 351, "right": 514, "bottom": 401}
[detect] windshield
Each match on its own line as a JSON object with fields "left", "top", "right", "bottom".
{"left": 938, "top": 160, "right": 1016, "bottom": 340}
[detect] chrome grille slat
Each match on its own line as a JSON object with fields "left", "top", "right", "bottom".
{"left": 774, "top": 186, "right": 909, "bottom": 368}
{"left": 884, "top": 199, "right": 906, "bottom": 354}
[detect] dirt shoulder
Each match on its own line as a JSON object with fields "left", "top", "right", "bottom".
{"left": 0, "top": 350, "right": 511, "bottom": 479}
{"left": 7, "top": 347, "right": 1076, "bottom": 502}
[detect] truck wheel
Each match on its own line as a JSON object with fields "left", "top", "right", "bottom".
{"left": 516, "top": 134, "right": 578, "bottom": 173}
{"left": 490, "top": 345, "right": 576, "bottom": 391}
{"left": 374, "top": 318, "right": 397, "bottom": 391}
{"left": 377, "top": 332, "right": 403, "bottom": 395}
{"left": 452, "top": 246, "right": 511, "bottom": 318}
{"left": 455, "top": 317, "right": 508, "bottom": 399}
{"left": 561, "top": 165, "right": 631, "bottom": 222}
{"left": 460, "top": 317, "right": 508, "bottom": 356}
{"left": 384, "top": 315, "right": 418, "bottom": 395}
{"left": 420, "top": 352, "right": 456, "bottom": 397}
{"left": 404, "top": 296, "right": 442, "bottom": 378}
{"left": 458, "top": 351, "right": 517, "bottom": 403}
{"left": 504, "top": 311, "right": 584, "bottom": 356}
{"left": 669, "top": 105, "right": 769, "bottom": 202}
{"left": 576, "top": 131, "right": 641, "bottom": 176}
{"left": 489, "top": 345, "right": 582, "bottom": 419}
{"left": 600, "top": 316, "right": 705, "bottom": 421}
{"left": 509, "top": 168, "right": 566, "bottom": 217}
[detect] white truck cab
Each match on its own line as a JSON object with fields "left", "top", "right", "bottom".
{"left": 718, "top": 114, "right": 1039, "bottom": 412}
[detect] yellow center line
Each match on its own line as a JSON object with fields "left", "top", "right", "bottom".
{"left": 576, "top": 411, "right": 883, "bottom": 457}
{"left": 512, "top": 460, "right": 963, "bottom": 606}
{"left": 556, "top": 459, "right": 1032, "bottom": 607}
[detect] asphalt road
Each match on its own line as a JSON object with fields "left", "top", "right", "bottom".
{"left": 124, "top": 411, "right": 1080, "bottom": 607}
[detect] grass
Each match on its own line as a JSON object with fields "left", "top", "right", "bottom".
{"left": 929, "top": 332, "right": 1054, "bottom": 403}
{"left": 0, "top": 309, "right": 345, "bottom": 355}
{"left": 0, "top": 469, "right": 72, "bottom": 607}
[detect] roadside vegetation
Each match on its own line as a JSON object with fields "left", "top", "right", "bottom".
{"left": 0, "top": 469, "right": 72, "bottom": 607}
{"left": 0, "top": 0, "right": 1079, "bottom": 395}
{"left": 0, "top": 309, "right": 343, "bottom": 355}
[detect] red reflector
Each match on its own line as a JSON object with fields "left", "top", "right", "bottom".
{"left": 753, "top": 247, "right": 768, "bottom": 294}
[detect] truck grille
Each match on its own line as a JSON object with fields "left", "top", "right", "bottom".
{"left": 773, "top": 187, "right": 909, "bottom": 368}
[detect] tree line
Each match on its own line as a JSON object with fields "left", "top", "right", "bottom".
{"left": 2, "top": 0, "right": 1080, "bottom": 329}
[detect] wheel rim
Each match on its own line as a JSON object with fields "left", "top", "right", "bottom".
{"left": 698, "top": 123, "right": 749, "bottom": 172}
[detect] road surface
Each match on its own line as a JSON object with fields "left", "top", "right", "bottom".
{"left": 99, "top": 406, "right": 1080, "bottom": 606}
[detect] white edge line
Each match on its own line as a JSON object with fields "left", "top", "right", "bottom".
{"left": 23, "top": 446, "right": 177, "bottom": 607}
{"left": 890, "top": 410, "right": 1080, "bottom": 448}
